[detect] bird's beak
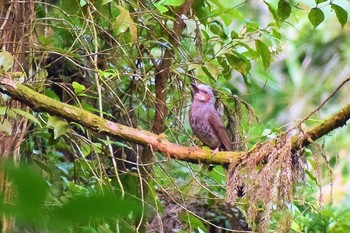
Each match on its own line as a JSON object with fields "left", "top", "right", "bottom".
{"left": 190, "top": 83, "right": 198, "bottom": 92}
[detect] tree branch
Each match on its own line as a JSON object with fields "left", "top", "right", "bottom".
{"left": 1, "top": 77, "right": 350, "bottom": 166}
{"left": 152, "top": 0, "right": 195, "bottom": 134}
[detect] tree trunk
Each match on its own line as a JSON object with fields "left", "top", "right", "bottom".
{"left": 0, "top": 0, "right": 34, "bottom": 232}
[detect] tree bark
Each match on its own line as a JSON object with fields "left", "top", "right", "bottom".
{"left": 0, "top": 0, "right": 34, "bottom": 232}
{"left": 141, "top": 2, "right": 196, "bottom": 220}
{"left": 152, "top": 0, "right": 195, "bottom": 134}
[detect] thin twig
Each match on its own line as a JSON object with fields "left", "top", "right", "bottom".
{"left": 300, "top": 77, "right": 350, "bottom": 123}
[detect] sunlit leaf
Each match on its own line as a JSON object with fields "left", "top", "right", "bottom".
{"left": 72, "top": 81, "right": 86, "bottom": 94}
{"left": 0, "top": 119, "right": 12, "bottom": 135}
{"left": 331, "top": 4, "right": 348, "bottom": 28}
{"left": 0, "top": 51, "right": 14, "bottom": 72}
{"left": 161, "top": 0, "right": 185, "bottom": 6}
{"left": 204, "top": 61, "right": 220, "bottom": 80}
{"left": 79, "top": 0, "right": 86, "bottom": 7}
{"left": 244, "top": 19, "right": 259, "bottom": 32}
{"left": 308, "top": 8, "right": 324, "bottom": 28}
{"left": 261, "top": 128, "right": 272, "bottom": 136}
{"left": 0, "top": 106, "right": 6, "bottom": 115}
{"left": 114, "top": 5, "right": 138, "bottom": 43}
{"left": 154, "top": 3, "right": 168, "bottom": 13}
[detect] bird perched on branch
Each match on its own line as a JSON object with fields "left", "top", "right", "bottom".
{"left": 189, "top": 83, "right": 232, "bottom": 152}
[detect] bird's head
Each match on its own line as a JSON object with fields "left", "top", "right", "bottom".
{"left": 191, "top": 83, "right": 215, "bottom": 104}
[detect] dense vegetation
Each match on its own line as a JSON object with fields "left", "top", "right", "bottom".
{"left": 0, "top": 0, "right": 350, "bottom": 232}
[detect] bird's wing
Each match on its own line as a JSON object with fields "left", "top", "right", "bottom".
{"left": 208, "top": 113, "right": 232, "bottom": 151}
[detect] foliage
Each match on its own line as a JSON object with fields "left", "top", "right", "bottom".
{"left": 1, "top": 0, "right": 350, "bottom": 232}
{"left": 0, "top": 160, "right": 142, "bottom": 232}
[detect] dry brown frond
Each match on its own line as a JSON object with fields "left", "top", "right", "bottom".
{"left": 226, "top": 132, "right": 307, "bottom": 232}
{"left": 226, "top": 95, "right": 258, "bottom": 151}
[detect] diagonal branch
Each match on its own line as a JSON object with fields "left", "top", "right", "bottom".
{"left": 1, "top": 76, "right": 350, "bottom": 166}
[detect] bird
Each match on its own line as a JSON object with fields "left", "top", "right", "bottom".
{"left": 189, "top": 83, "right": 232, "bottom": 152}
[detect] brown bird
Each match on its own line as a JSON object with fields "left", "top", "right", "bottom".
{"left": 189, "top": 83, "right": 232, "bottom": 152}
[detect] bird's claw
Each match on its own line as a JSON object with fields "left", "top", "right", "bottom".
{"left": 212, "top": 147, "right": 219, "bottom": 155}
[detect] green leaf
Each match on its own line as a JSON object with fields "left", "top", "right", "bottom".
{"left": 79, "top": 0, "right": 86, "bottom": 7}
{"left": 113, "top": 6, "right": 138, "bottom": 43}
{"left": 0, "top": 119, "right": 12, "bottom": 135}
{"left": 271, "top": 28, "right": 282, "bottom": 40}
{"left": 201, "top": 65, "right": 216, "bottom": 81}
{"left": 3, "top": 161, "right": 48, "bottom": 220}
{"left": 204, "top": 61, "right": 220, "bottom": 80}
{"left": 161, "top": 0, "right": 185, "bottom": 6}
{"left": 50, "top": 191, "right": 141, "bottom": 227}
{"left": 277, "top": 0, "right": 291, "bottom": 22}
{"left": 225, "top": 53, "right": 251, "bottom": 78}
{"left": 208, "top": 21, "right": 227, "bottom": 39}
{"left": 101, "top": 0, "right": 112, "bottom": 5}
{"left": 76, "top": 140, "right": 91, "bottom": 157}
{"left": 304, "top": 148, "right": 312, "bottom": 157}
{"left": 261, "top": 128, "right": 272, "bottom": 136}
{"left": 154, "top": 0, "right": 185, "bottom": 13}
{"left": 154, "top": 3, "right": 168, "bottom": 13}
{"left": 60, "top": 0, "right": 80, "bottom": 14}
{"left": 47, "top": 116, "right": 70, "bottom": 139}
{"left": 315, "top": 0, "right": 327, "bottom": 4}
{"left": 255, "top": 40, "right": 271, "bottom": 69}
{"left": 305, "top": 170, "right": 317, "bottom": 183}
{"left": 33, "top": 159, "right": 52, "bottom": 174}
{"left": 179, "top": 212, "right": 207, "bottom": 231}
{"left": 244, "top": 19, "right": 259, "bottom": 32}
{"left": 217, "top": 57, "right": 231, "bottom": 79}
{"left": 264, "top": 1, "right": 279, "bottom": 23}
{"left": 331, "top": 4, "right": 348, "bottom": 28}
{"left": 0, "top": 51, "right": 14, "bottom": 72}
{"left": 72, "top": 81, "right": 86, "bottom": 94}
{"left": 12, "top": 108, "right": 41, "bottom": 126}
{"left": 321, "top": 208, "right": 336, "bottom": 218}
{"left": 0, "top": 106, "right": 6, "bottom": 115}
{"left": 99, "top": 138, "right": 131, "bottom": 149}
{"left": 308, "top": 8, "right": 324, "bottom": 28}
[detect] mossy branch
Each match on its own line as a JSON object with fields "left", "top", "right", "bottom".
{"left": 1, "top": 76, "right": 350, "bottom": 165}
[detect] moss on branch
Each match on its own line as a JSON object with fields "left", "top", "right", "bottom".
{"left": 1, "top": 77, "right": 349, "bottom": 166}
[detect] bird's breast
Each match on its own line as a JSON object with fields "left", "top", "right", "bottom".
{"left": 190, "top": 103, "right": 220, "bottom": 149}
